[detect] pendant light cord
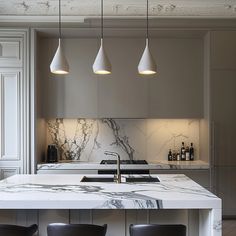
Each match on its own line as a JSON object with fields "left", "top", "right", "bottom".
{"left": 59, "top": 0, "right": 62, "bottom": 39}
{"left": 146, "top": 0, "right": 149, "bottom": 39}
{"left": 101, "top": 0, "right": 104, "bottom": 39}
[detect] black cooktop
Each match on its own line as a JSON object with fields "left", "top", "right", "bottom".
{"left": 100, "top": 160, "right": 148, "bottom": 165}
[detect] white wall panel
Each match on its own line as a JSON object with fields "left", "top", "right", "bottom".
{"left": 0, "top": 167, "right": 19, "bottom": 180}
{"left": 0, "top": 72, "right": 20, "bottom": 160}
{"left": 0, "top": 38, "right": 22, "bottom": 67}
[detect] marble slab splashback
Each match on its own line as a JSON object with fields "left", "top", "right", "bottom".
{"left": 46, "top": 119, "right": 200, "bottom": 162}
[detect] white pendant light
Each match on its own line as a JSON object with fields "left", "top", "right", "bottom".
{"left": 50, "top": 0, "right": 69, "bottom": 75}
{"left": 93, "top": 0, "right": 112, "bottom": 75}
{"left": 138, "top": 0, "right": 157, "bottom": 75}
{"left": 138, "top": 38, "right": 156, "bottom": 75}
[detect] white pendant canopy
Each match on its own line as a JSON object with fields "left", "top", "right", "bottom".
{"left": 138, "top": 38, "right": 156, "bottom": 75}
{"left": 93, "top": 38, "right": 111, "bottom": 74}
{"left": 50, "top": 38, "right": 69, "bottom": 74}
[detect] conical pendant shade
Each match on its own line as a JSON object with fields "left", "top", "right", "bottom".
{"left": 50, "top": 38, "right": 69, "bottom": 75}
{"left": 138, "top": 39, "right": 157, "bottom": 75}
{"left": 93, "top": 39, "right": 111, "bottom": 75}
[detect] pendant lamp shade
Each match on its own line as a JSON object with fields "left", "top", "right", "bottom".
{"left": 138, "top": 0, "right": 157, "bottom": 75}
{"left": 50, "top": 0, "right": 69, "bottom": 75}
{"left": 138, "top": 38, "right": 156, "bottom": 75}
{"left": 93, "top": 39, "right": 111, "bottom": 74}
{"left": 93, "top": 0, "right": 111, "bottom": 75}
{"left": 50, "top": 38, "right": 69, "bottom": 74}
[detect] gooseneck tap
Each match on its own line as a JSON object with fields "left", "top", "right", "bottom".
{"left": 104, "top": 151, "right": 121, "bottom": 183}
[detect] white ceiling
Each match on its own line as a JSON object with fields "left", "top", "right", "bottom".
{"left": 1, "top": 0, "right": 236, "bottom": 22}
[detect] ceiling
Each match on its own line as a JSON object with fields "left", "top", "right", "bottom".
{"left": 1, "top": 0, "right": 236, "bottom": 23}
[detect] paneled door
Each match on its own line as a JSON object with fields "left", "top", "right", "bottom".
{"left": 0, "top": 70, "right": 23, "bottom": 179}
{"left": 0, "top": 29, "right": 29, "bottom": 179}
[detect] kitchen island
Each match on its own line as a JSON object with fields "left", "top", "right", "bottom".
{"left": 0, "top": 174, "right": 221, "bottom": 236}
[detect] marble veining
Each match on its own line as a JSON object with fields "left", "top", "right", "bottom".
{"left": 102, "top": 119, "right": 135, "bottom": 161}
{"left": 37, "top": 160, "right": 209, "bottom": 171}
{"left": 0, "top": 174, "right": 220, "bottom": 210}
{"left": 213, "top": 220, "right": 222, "bottom": 232}
{"left": 48, "top": 118, "right": 137, "bottom": 161}
{"left": 0, "top": 182, "right": 161, "bottom": 209}
{"left": 46, "top": 119, "right": 200, "bottom": 163}
{"left": 0, "top": 174, "right": 222, "bottom": 236}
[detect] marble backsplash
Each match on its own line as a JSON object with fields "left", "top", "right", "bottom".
{"left": 46, "top": 119, "right": 200, "bottom": 162}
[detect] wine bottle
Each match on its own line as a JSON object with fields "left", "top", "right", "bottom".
{"left": 172, "top": 150, "right": 177, "bottom": 161}
{"left": 168, "top": 149, "right": 173, "bottom": 161}
{"left": 181, "top": 142, "right": 186, "bottom": 161}
{"left": 190, "top": 142, "right": 194, "bottom": 161}
{"left": 176, "top": 152, "right": 180, "bottom": 161}
{"left": 185, "top": 146, "right": 190, "bottom": 161}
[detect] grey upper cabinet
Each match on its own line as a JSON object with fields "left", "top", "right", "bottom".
{"left": 211, "top": 31, "right": 236, "bottom": 70}
{"left": 39, "top": 38, "right": 98, "bottom": 118}
{"left": 148, "top": 38, "right": 204, "bottom": 118}
{"left": 39, "top": 35, "right": 204, "bottom": 118}
{"left": 98, "top": 37, "right": 204, "bottom": 118}
{"left": 97, "top": 38, "right": 149, "bottom": 118}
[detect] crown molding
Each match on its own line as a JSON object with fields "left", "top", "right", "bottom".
{"left": 1, "top": 0, "right": 236, "bottom": 23}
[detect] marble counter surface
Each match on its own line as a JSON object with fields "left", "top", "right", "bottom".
{"left": 37, "top": 160, "right": 209, "bottom": 171}
{"left": 0, "top": 174, "right": 219, "bottom": 210}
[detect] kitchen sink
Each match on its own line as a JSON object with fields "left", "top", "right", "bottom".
{"left": 80, "top": 176, "right": 114, "bottom": 182}
{"left": 125, "top": 176, "right": 160, "bottom": 182}
{"left": 80, "top": 176, "right": 160, "bottom": 183}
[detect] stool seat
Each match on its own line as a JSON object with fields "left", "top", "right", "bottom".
{"left": 130, "top": 224, "right": 186, "bottom": 236}
{"left": 47, "top": 223, "right": 107, "bottom": 236}
{"left": 0, "top": 224, "right": 38, "bottom": 236}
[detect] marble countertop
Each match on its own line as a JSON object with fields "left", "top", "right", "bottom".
{"left": 0, "top": 174, "right": 220, "bottom": 210}
{"left": 37, "top": 160, "right": 209, "bottom": 170}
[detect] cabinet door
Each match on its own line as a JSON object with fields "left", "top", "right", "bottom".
{"left": 0, "top": 71, "right": 20, "bottom": 160}
{"left": 210, "top": 32, "right": 236, "bottom": 216}
{"left": 98, "top": 38, "right": 148, "bottom": 118}
{"left": 40, "top": 38, "right": 98, "bottom": 118}
{"left": 0, "top": 70, "right": 23, "bottom": 177}
{"left": 211, "top": 31, "right": 236, "bottom": 70}
{"left": 214, "top": 167, "right": 236, "bottom": 216}
{"left": 149, "top": 38, "right": 204, "bottom": 118}
{"left": 211, "top": 70, "right": 236, "bottom": 166}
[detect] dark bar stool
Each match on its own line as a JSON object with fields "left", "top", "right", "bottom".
{"left": 47, "top": 223, "right": 107, "bottom": 236}
{"left": 130, "top": 224, "right": 186, "bottom": 236}
{"left": 0, "top": 224, "right": 38, "bottom": 236}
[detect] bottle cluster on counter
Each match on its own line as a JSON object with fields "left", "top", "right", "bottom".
{"left": 168, "top": 142, "right": 194, "bottom": 161}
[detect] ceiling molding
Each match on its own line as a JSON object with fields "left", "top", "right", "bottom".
{"left": 1, "top": 0, "right": 236, "bottom": 23}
